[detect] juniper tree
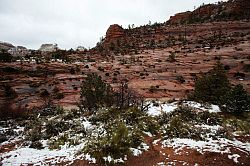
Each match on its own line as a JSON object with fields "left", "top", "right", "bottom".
{"left": 224, "top": 84, "right": 250, "bottom": 114}
{"left": 192, "top": 62, "right": 231, "bottom": 106}
{"left": 80, "top": 73, "right": 113, "bottom": 112}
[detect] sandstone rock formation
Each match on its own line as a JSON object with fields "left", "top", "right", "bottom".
{"left": 8, "top": 46, "right": 30, "bottom": 57}
{"left": 105, "top": 24, "right": 125, "bottom": 42}
{"left": 168, "top": 12, "right": 192, "bottom": 24}
{"left": 39, "top": 44, "right": 58, "bottom": 52}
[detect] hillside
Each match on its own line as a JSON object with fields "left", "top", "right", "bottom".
{"left": 95, "top": 0, "right": 250, "bottom": 54}
{"left": 1, "top": 0, "right": 250, "bottom": 165}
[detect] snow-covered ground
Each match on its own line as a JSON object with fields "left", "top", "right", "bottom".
{"left": 0, "top": 101, "right": 249, "bottom": 165}
{"left": 146, "top": 101, "right": 221, "bottom": 116}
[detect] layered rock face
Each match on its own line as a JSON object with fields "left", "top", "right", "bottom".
{"left": 105, "top": 24, "right": 125, "bottom": 42}
{"left": 167, "top": 0, "right": 250, "bottom": 25}
{"left": 168, "top": 12, "right": 192, "bottom": 24}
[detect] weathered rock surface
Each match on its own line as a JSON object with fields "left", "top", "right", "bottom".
{"left": 105, "top": 24, "right": 125, "bottom": 42}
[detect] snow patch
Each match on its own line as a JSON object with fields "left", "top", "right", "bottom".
{"left": 184, "top": 101, "right": 221, "bottom": 113}
{"left": 147, "top": 102, "right": 178, "bottom": 116}
{"left": 162, "top": 138, "right": 250, "bottom": 154}
{"left": 228, "top": 154, "right": 240, "bottom": 163}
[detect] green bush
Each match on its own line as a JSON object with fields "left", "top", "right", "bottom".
{"left": 176, "top": 75, "right": 185, "bottom": 83}
{"left": 54, "top": 92, "right": 64, "bottom": 100}
{"left": 26, "top": 124, "right": 43, "bottom": 143}
{"left": 45, "top": 120, "right": 70, "bottom": 138}
{"left": 191, "top": 62, "right": 231, "bottom": 106}
{"left": 168, "top": 52, "right": 176, "bottom": 62}
{"left": 196, "top": 111, "right": 222, "bottom": 125}
{"left": 83, "top": 119, "right": 142, "bottom": 164}
{"left": 29, "top": 141, "right": 44, "bottom": 149}
{"left": 48, "top": 134, "right": 69, "bottom": 150}
{"left": 223, "top": 118, "right": 250, "bottom": 135}
{"left": 224, "top": 84, "right": 250, "bottom": 114}
{"left": 160, "top": 105, "right": 225, "bottom": 140}
{"left": 80, "top": 73, "right": 114, "bottom": 112}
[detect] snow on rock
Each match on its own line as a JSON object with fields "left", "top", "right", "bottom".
{"left": 81, "top": 118, "right": 92, "bottom": 130}
{"left": 156, "top": 162, "right": 166, "bottom": 166}
{"left": 130, "top": 148, "right": 142, "bottom": 156}
{"left": 147, "top": 102, "right": 178, "bottom": 116}
{"left": 130, "top": 142, "right": 150, "bottom": 156}
{"left": 146, "top": 101, "right": 221, "bottom": 116}
{"left": 103, "top": 156, "right": 124, "bottom": 164}
{"left": 84, "top": 154, "right": 96, "bottom": 163}
{"left": 184, "top": 101, "right": 221, "bottom": 113}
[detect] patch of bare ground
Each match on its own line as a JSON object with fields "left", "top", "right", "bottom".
{"left": 0, "top": 141, "right": 21, "bottom": 154}
{"left": 126, "top": 136, "right": 250, "bottom": 166}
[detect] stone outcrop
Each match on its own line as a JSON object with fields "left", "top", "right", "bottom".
{"left": 8, "top": 46, "right": 30, "bottom": 57}
{"left": 105, "top": 24, "right": 125, "bottom": 42}
{"left": 39, "top": 44, "right": 58, "bottom": 52}
{"left": 168, "top": 12, "right": 192, "bottom": 24}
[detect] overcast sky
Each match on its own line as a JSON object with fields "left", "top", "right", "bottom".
{"left": 0, "top": 0, "right": 226, "bottom": 49}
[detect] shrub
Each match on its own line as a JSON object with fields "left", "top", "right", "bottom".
{"left": 223, "top": 84, "right": 250, "bottom": 114}
{"left": 48, "top": 134, "right": 69, "bottom": 150}
{"left": 243, "top": 64, "right": 250, "bottom": 72}
{"left": 83, "top": 119, "right": 142, "bottom": 164}
{"left": 191, "top": 62, "right": 231, "bottom": 106}
{"left": 3, "top": 84, "right": 17, "bottom": 99}
{"left": 0, "top": 103, "right": 29, "bottom": 120}
{"left": 223, "top": 118, "right": 250, "bottom": 135}
{"left": 26, "top": 125, "right": 42, "bottom": 142}
{"left": 45, "top": 119, "right": 71, "bottom": 138}
{"left": 0, "top": 50, "right": 13, "bottom": 62}
{"left": 168, "top": 52, "right": 176, "bottom": 62}
{"left": 40, "top": 89, "right": 50, "bottom": 98}
{"left": 149, "top": 86, "right": 157, "bottom": 93}
{"left": 80, "top": 73, "right": 114, "bottom": 112}
{"left": 54, "top": 92, "right": 64, "bottom": 100}
{"left": 0, "top": 67, "right": 19, "bottom": 73}
{"left": 176, "top": 75, "right": 185, "bottom": 83}
{"left": 164, "top": 116, "right": 191, "bottom": 139}
{"left": 196, "top": 111, "right": 222, "bottom": 125}
{"left": 113, "top": 82, "right": 144, "bottom": 110}
{"left": 29, "top": 141, "right": 43, "bottom": 149}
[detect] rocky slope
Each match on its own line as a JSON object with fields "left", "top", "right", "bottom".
{"left": 96, "top": 0, "right": 250, "bottom": 53}
{"left": 168, "top": 0, "right": 250, "bottom": 24}
{"left": 0, "top": 0, "right": 250, "bottom": 110}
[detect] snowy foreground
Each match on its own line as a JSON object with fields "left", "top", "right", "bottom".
{"left": 0, "top": 101, "right": 249, "bottom": 166}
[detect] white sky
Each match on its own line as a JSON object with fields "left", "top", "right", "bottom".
{"left": 0, "top": 0, "right": 227, "bottom": 49}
